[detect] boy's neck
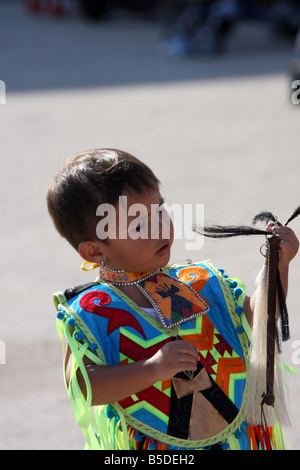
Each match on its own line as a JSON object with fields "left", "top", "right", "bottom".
{"left": 99, "top": 263, "right": 161, "bottom": 286}
{"left": 116, "top": 284, "right": 154, "bottom": 309}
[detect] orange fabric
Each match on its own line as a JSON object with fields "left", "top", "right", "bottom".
{"left": 247, "top": 425, "right": 259, "bottom": 450}
{"left": 215, "top": 357, "right": 246, "bottom": 395}
{"left": 144, "top": 272, "right": 209, "bottom": 323}
{"left": 181, "top": 315, "right": 215, "bottom": 351}
{"left": 177, "top": 266, "right": 210, "bottom": 292}
{"left": 246, "top": 425, "right": 274, "bottom": 450}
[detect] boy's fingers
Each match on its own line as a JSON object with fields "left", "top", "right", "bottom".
{"left": 179, "top": 362, "right": 198, "bottom": 371}
{"left": 175, "top": 341, "right": 200, "bottom": 361}
{"left": 273, "top": 227, "right": 299, "bottom": 257}
{"left": 276, "top": 226, "right": 297, "bottom": 242}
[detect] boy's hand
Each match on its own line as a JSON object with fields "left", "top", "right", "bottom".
{"left": 146, "top": 340, "right": 200, "bottom": 381}
{"left": 275, "top": 226, "right": 299, "bottom": 267}
{"left": 79, "top": 340, "right": 200, "bottom": 406}
{"left": 245, "top": 226, "right": 299, "bottom": 327}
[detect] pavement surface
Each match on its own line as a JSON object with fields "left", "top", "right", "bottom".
{"left": 1, "top": 0, "right": 300, "bottom": 450}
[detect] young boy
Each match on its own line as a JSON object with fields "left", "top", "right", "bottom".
{"left": 47, "top": 148, "right": 298, "bottom": 450}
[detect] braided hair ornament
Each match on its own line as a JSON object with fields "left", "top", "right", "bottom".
{"left": 194, "top": 206, "right": 300, "bottom": 428}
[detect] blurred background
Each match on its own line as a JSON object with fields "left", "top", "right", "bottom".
{"left": 1, "top": 0, "right": 300, "bottom": 450}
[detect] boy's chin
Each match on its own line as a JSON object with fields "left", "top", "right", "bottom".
{"left": 154, "top": 251, "right": 172, "bottom": 269}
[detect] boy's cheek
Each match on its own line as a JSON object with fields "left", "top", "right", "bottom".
{"left": 153, "top": 215, "right": 174, "bottom": 241}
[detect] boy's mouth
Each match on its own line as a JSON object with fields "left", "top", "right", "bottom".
{"left": 155, "top": 242, "right": 171, "bottom": 256}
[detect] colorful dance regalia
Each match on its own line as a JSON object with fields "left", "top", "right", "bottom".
{"left": 53, "top": 261, "right": 286, "bottom": 450}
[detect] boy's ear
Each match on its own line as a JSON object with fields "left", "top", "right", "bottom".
{"left": 78, "top": 240, "right": 104, "bottom": 264}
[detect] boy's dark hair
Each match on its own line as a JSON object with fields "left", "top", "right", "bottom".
{"left": 46, "top": 148, "right": 160, "bottom": 250}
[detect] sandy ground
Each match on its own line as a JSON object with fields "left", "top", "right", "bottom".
{"left": 1, "top": 0, "right": 300, "bottom": 450}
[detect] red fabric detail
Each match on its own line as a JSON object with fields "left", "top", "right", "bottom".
{"left": 262, "top": 426, "right": 273, "bottom": 450}
{"left": 93, "top": 291, "right": 112, "bottom": 305}
{"left": 119, "top": 333, "right": 172, "bottom": 361}
{"left": 120, "top": 385, "right": 170, "bottom": 416}
{"left": 254, "top": 425, "right": 264, "bottom": 449}
{"left": 198, "top": 351, "right": 217, "bottom": 376}
{"left": 79, "top": 290, "right": 146, "bottom": 338}
{"left": 252, "top": 425, "right": 273, "bottom": 450}
{"left": 119, "top": 334, "right": 172, "bottom": 415}
{"left": 214, "top": 334, "right": 233, "bottom": 357}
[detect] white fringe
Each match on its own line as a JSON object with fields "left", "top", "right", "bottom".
{"left": 245, "top": 263, "right": 290, "bottom": 427}
{"left": 245, "top": 263, "right": 269, "bottom": 424}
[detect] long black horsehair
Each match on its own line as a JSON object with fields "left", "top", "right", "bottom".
{"left": 193, "top": 206, "right": 300, "bottom": 238}
{"left": 193, "top": 224, "right": 269, "bottom": 239}
{"left": 284, "top": 206, "right": 300, "bottom": 227}
{"left": 193, "top": 206, "right": 300, "bottom": 346}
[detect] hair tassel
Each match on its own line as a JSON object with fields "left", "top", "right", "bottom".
{"left": 194, "top": 206, "right": 300, "bottom": 428}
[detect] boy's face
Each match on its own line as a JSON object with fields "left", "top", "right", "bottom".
{"left": 101, "top": 187, "right": 174, "bottom": 273}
